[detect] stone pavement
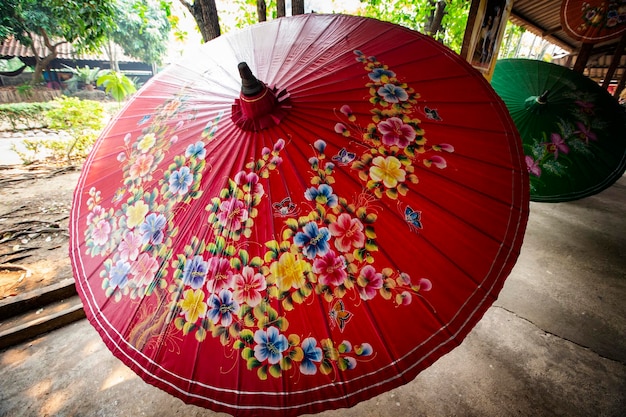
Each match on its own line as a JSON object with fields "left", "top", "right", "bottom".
{"left": 1, "top": 176, "right": 625, "bottom": 417}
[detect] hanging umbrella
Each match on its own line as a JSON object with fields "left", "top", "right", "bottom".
{"left": 70, "top": 14, "right": 528, "bottom": 416}
{"left": 560, "top": 0, "right": 626, "bottom": 43}
{"left": 491, "top": 58, "right": 626, "bottom": 202}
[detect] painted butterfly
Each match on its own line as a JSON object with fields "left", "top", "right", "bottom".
{"left": 404, "top": 206, "right": 423, "bottom": 231}
{"left": 424, "top": 106, "right": 442, "bottom": 121}
{"left": 329, "top": 299, "right": 353, "bottom": 332}
{"left": 137, "top": 114, "right": 152, "bottom": 125}
{"left": 272, "top": 197, "right": 299, "bottom": 217}
{"left": 332, "top": 148, "right": 356, "bottom": 165}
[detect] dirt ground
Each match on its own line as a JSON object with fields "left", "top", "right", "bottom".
{"left": 0, "top": 164, "right": 80, "bottom": 300}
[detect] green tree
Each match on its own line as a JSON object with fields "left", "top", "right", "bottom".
{"left": 0, "top": 0, "right": 116, "bottom": 83}
{"left": 97, "top": 70, "right": 137, "bottom": 105}
{"left": 358, "top": 0, "right": 470, "bottom": 53}
{"left": 109, "top": 0, "right": 171, "bottom": 68}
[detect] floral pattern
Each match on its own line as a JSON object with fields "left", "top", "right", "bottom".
{"left": 83, "top": 51, "right": 451, "bottom": 381}
{"left": 577, "top": 0, "right": 626, "bottom": 33}
{"left": 523, "top": 90, "right": 604, "bottom": 193}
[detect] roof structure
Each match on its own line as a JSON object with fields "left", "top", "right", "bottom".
{"left": 508, "top": 0, "right": 626, "bottom": 88}
{"left": 0, "top": 35, "right": 151, "bottom": 72}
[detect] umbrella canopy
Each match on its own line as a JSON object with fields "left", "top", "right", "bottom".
{"left": 491, "top": 58, "right": 626, "bottom": 202}
{"left": 560, "top": 0, "right": 626, "bottom": 43}
{"left": 70, "top": 14, "right": 528, "bottom": 416}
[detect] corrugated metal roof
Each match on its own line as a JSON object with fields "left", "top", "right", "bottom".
{"left": 509, "top": 0, "right": 626, "bottom": 84}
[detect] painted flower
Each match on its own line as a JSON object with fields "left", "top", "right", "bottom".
{"left": 137, "top": 133, "right": 156, "bottom": 153}
{"left": 130, "top": 253, "right": 159, "bottom": 287}
{"left": 339, "top": 105, "right": 355, "bottom": 121}
{"left": 575, "top": 100, "right": 595, "bottom": 115}
{"left": 369, "top": 155, "right": 406, "bottom": 188}
{"left": 91, "top": 219, "right": 111, "bottom": 246}
{"left": 180, "top": 288, "right": 207, "bottom": 323}
{"left": 396, "top": 291, "right": 412, "bottom": 306}
{"left": 299, "top": 337, "right": 323, "bottom": 375}
{"left": 378, "top": 117, "right": 416, "bottom": 148}
{"left": 169, "top": 166, "right": 194, "bottom": 196}
{"left": 369, "top": 67, "right": 396, "bottom": 82}
{"left": 207, "top": 289, "right": 239, "bottom": 326}
{"left": 185, "top": 141, "right": 207, "bottom": 159}
{"left": 377, "top": 83, "right": 408, "bottom": 103}
{"left": 294, "top": 222, "right": 331, "bottom": 259}
{"left": 423, "top": 155, "right": 447, "bottom": 169}
{"left": 232, "top": 266, "right": 267, "bottom": 307}
{"left": 182, "top": 255, "right": 209, "bottom": 289}
{"left": 86, "top": 205, "right": 105, "bottom": 224}
{"left": 118, "top": 230, "right": 142, "bottom": 261}
{"left": 304, "top": 184, "right": 338, "bottom": 207}
{"left": 574, "top": 122, "right": 597, "bottom": 144}
{"left": 139, "top": 213, "right": 167, "bottom": 245}
{"left": 313, "top": 139, "right": 326, "bottom": 153}
{"left": 525, "top": 155, "right": 542, "bottom": 177}
{"left": 129, "top": 153, "right": 154, "bottom": 180}
{"left": 547, "top": 133, "right": 570, "bottom": 159}
{"left": 416, "top": 277, "right": 433, "bottom": 292}
{"left": 273, "top": 138, "right": 285, "bottom": 152}
{"left": 335, "top": 123, "right": 348, "bottom": 135}
{"left": 126, "top": 200, "right": 149, "bottom": 229}
{"left": 432, "top": 143, "right": 455, "bottom": 152}
{"left": 234, "top": 171, "right": 264, "bottom": 199}
{"left": 253, "top": 326, "right": 288, "bottom": 365}
{"left": 109, "top": 259, "right": 131, "bottom": 289}
{"left": 357, "top": 265, "right": 383, "bottom": 300}
{"left": 205, "top": 257, "right": 234, "bottom": 293}
{"left": 313, "top": 251, "right": 347, "bottom": 287}
{"left": 269, "top": 251, "right": 311, "bottom": 291}
{"left": 217, "top": 198, "right": 249, "bottom": 232}
{"left": 329, "top": 213, "right": 365, "bottom": 252}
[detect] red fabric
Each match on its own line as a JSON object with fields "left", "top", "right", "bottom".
{"left": 70, "top": 14, "right": 529, "bottom": 417}
{"left": 561, "top": 0, "right": 626, "bottom": 43}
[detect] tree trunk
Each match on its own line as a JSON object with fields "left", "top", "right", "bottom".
{"left": 257, "top": 0, "right": 267, "bottom": 22}
{"left": 292, "top": 0, "right": 304, "bottom": 15}
{"left": 30, "top": 31, "right": 60, "bottom": 84}
{"left": 179, "top": 0, "right": 221, "bottom": 42}
{"left": 427, "top": 1, "right": 446, "bottom": 37}
{"left": 277, "top": 0, "right": 285, "bottom": 17}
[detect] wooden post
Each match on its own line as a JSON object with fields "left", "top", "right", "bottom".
{"left": 460, "top": 0, "right": 482, "bottom": 61}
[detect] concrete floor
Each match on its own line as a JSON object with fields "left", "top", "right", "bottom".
{"left": 1, "top": 176, "right": 624, "bottom": 417}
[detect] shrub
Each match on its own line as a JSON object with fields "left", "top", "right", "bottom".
{"left": 0, "top": 102, "right": 53, "bottom": 130}
{"left": 45, "top": 96, "right": 105, "bottom": 164}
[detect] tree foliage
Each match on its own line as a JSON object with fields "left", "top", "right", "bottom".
{"left": 358, "top": 0, "right": 470, "bottom": 53}
{"left": 0, "top": 0, "right": 116, "bottom": 82}
{"left": 110, "top": 0, "right": 171, "bottom": 65}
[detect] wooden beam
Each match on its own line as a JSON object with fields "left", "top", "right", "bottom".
{"left": 573, "top": 43, "right": 594, "bottom": 73}
{"left": 602, "top": 32, "right": 626, "bottom": 89}
{"left": 542, "top": 25, "right": 562, "bottom": 37}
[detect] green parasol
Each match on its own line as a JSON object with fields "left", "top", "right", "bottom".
{"left": 492, "top": 58, "right": 626, "bottom": 202}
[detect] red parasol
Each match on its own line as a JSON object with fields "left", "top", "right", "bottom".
{"left": 70, "top": 14, "right": 528, "bottom": 416}
{"left": 561, "top": 0, "right": 626, "bottom": 43}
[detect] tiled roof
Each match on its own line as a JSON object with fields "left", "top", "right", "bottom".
{"left": 0, "top": 34, "right": 141, "bottom": 63}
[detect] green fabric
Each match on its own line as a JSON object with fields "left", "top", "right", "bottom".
{"left": 492, "top": 58, "right": 626, "bottom": 202}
